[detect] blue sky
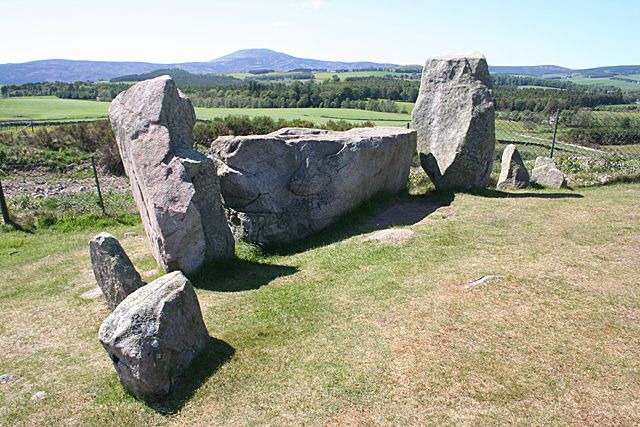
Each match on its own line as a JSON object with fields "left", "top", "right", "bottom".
{"left": 1, "top": 0, "right": 638, "bottom": 68}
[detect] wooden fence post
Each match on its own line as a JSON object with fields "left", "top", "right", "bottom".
{"left": 0, "top": 179, "right": 10, "bottom": 225}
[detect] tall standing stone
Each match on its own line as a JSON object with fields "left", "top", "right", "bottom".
{"left": 89, "top": 232, "right": 145, "bottom": 310}
{"left": 497, "top": 144, "right": 530, "bottom": 189}
{"left": 109, "top": 76, "right": 234, "bottom": 274}
{"left": 412, "top": 52, "right": 496, "bottom": 191}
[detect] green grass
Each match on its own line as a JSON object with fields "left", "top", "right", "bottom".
{"left": 312, "top": 71, "right": 415, "bottom": 81}
{"left": 0, "top": 96, "right": 411, "bottom": 127}
{"left": 194, "top": 106, "right": 410, "bottom": 126}
{"left": 567, "top": 77, "right": 640, "bottom": 91}
{"left": 0, "top": 96, "right": 110, "bottom": 122}
{"left": 1, "top": 183, "right": 639, "bottom": 425}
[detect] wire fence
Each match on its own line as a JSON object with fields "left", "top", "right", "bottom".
{"left": 1, "top": 106, "right": 639, "bottom": 226}
{"left": 495, "top": 108, "right": 640, "bottom": 159}
{"left": 0, "top": 156, "right": 132, "bottom": 227}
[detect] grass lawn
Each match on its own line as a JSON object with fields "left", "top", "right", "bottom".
{"left": 0, "top": 97, "right": 110, "bottom": 122}
{"left": 0, "top": 96, "right": 411, "bottom": 127}
{"left": 1, "top": 183, "right": 639, "bottom": 425}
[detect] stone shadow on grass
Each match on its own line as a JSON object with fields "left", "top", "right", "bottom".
{"left": 472, "top": 188, "right": 584, "bottom": 199}
{"left": 262, "top": 191, "right": 456, "bottom": 256}
{"left": 148, "top": 336, "right": 235, "bottom": 415}
{"left": 190, "top": 258, "right": 299, "bottom": 292}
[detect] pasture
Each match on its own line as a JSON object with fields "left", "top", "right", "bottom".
{"left": 0, "top": 96, "right": 411, "bottom": 127}
{"left": 567, "top": 77, "right": 640, "bottom": 91}
{"left": 1, "top": 183, "right": 639, "bottom": 425}
{"left": 0, "top": 97, "right": 110, "bottom": 122}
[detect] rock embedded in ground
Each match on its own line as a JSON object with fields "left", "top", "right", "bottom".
{"left": 109, "top": 75, "right": 234, "bottom": 274}
{"left": 531, "top": 157, "right": 567, "bottom": 188}
{"left": 365, "top": 229, "right": 416, "bottom": 243}
{"left": 210, "top": 127, "right": 417, "bottom": 246}
{"left": 412, "top": 52, "right": 496, "bottom": 191}
{"left": 497, "top": 144, "right": 530, "bottom": 189}
{"left": 80, "top": 287, "right": 103, "bottom": 300}
{"left": 0, "top": 373, "right": 19, "bottom": 385}
{"left": 89, "top": 232, "right": 145, "bottom": 311}
{"left": 465, "top": 275, "right": 503, "bottom": 290}
{"left": 98, "top": 271, "right": 209, "bottom": 400}
{"left": 30, "top": 391, "right": 47, "bottom": 401}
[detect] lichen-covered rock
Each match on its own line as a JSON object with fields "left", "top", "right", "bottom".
{"left": 210, "top": 127, "right": 416, "bottom": 246}
{"left": 89, "top": 232, "right": 144, "bottom": 310}
{"left": 109, "top": 76, "right": 234, "bottom": 274}
{"left": 98, "top": 271, "right": 209, "bottom": 400}
{"left": 412, "top": 52, "right": 496, "bottom": 191}
{"left": 497, "top": 144, "right": 530, "bottom": 189}
{"left": 531, "top": 157, "right": 567, "bottom": 188}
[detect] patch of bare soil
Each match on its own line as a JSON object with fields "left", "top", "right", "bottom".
{"left": 2, "top": 170, "right": 129, "bottom": 199}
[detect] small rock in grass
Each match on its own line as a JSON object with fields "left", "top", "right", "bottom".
{"left": 80, "top": 287, "right": 103, "bottom": 300}
{"left": 0, "top": 373, "right": 19, "bottom": 385}
{"left": 465, "top": 275, "right": 503, "bottom": 290}
{"left": 531, "top": 157, "right": 567, "bottom": 189}
{"left": 365, "top": 229, "right": 416, "bottom": 243}
{"left": 30, "top": 391, "right": 47, "bottom": 401}
{"left": 123, "top": 232, "right": 139, "bottom": 239}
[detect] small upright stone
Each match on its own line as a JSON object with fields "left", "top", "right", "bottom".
{"left": 89, "top": 232, "right": 144, "bottom": 311}
{"left": 109, "top": 76, "right": 235, "bottom": 274}
{"left": 497, "top": 144, "right": 530, "bottom": 189}
{"left": 98, "top": 271, "right": 209, "bottom": 400}
{"left": 412, "top": 52, "right": 496, "bottom": 191}
{"left": 531, "top": 157, "right": 567, "bottom": 188}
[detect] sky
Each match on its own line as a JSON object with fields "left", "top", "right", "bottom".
{"left": 1, "top": 0, "right": 639, "bottom": 69}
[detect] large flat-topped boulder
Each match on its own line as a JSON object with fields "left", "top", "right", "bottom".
{"left": 109, "top": 76, "right": 234, "bottom": 274}
{"left": 210, "top": 127, "right": 417, "bottom": 246}
{"left": 412, "top": 52, "right": 496, "bottom": 191}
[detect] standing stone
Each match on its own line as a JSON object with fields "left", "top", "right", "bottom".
{"left": 497, "top": 144, "right": 530, "bottom": 189}
{"left": 412, "top": 52, "right": 496, "bottom": 191}
{"left": 109, "top": 76, "right": 234, "bottom": 274}
{"left": 531, "top": 157, "right": 567, "bottom": 188}
{"left": 89, "top": 232, "right": 144, "bottom": 310}
{"left": 98, "top": 271, "right": 209, "bottom": 400}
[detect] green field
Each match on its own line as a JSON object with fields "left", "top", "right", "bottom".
{"left": 222, "top": 70, "right": 417, "bottom": 82}
{"left": 0, "top": 96, "right": 411, "bottom": 127}
{"left": 568, "top": 77, "right": 640, "bottom": 91}
{"left": 0, "top": 96, "right": 110, "bottom": 122}
{"left": 195, "top": 106, "right": 410, "bottom": 126}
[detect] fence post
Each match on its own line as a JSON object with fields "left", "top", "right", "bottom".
{"left": 0, "top": 179, "right": 10, "bottom": 225}
{"left": 91, "top": 156, "right": 106, "bottom": 216}
{"left": 550, "top": 109, "right": 560, "bottom": 158}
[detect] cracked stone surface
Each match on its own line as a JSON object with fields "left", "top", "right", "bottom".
{"left": 109, "top": 75, "right": 234, "bottom": 273}
{"left": 210, "top": 127, "right": 416, "bottom": 246}
{"left": 98, "top": 271, "right": 209, "bottom": 400}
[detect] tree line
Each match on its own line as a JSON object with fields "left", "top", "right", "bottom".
{"left": 3, "top": 74, "right": 638, "bottom": 114}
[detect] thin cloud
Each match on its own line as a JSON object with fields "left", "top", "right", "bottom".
{"left": 289, "top": 0, "right": 326, "bottom": 10}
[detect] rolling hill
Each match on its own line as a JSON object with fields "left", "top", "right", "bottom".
{"left": 0, "top": 49, "right": 396, "bottom": 84}
{"left": 1, "top": 49, "right": 639, "bottom": 85}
